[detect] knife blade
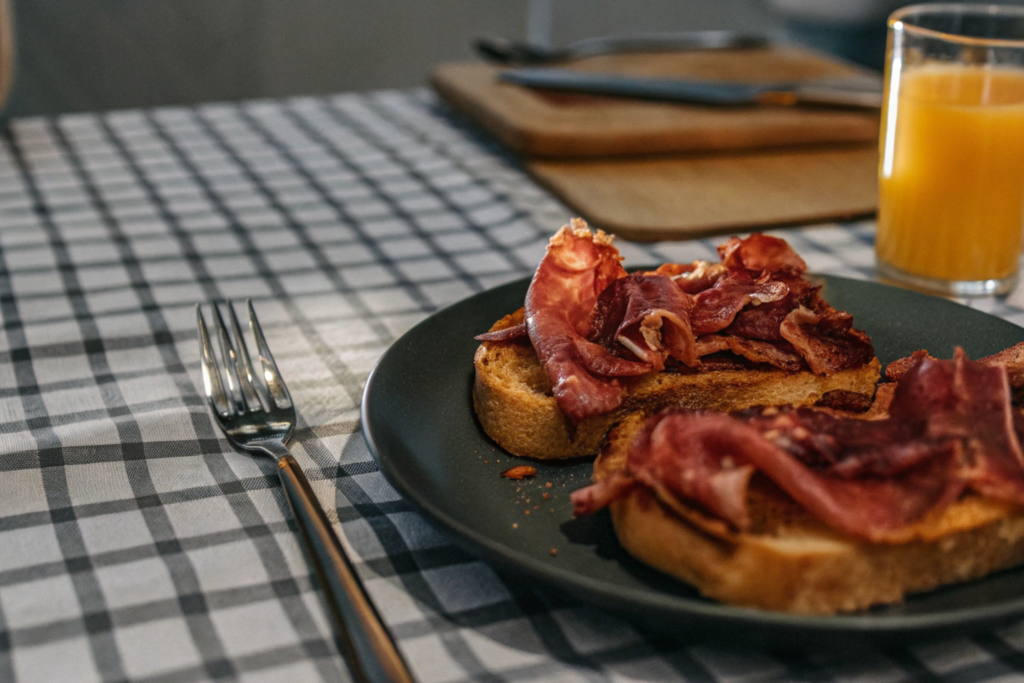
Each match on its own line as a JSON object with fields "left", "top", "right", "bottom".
{"left": 499, "top": 68, "right": 884, "bottom": 109}
{"left": 475, "top": 30, "right": 769, "bottom": 65}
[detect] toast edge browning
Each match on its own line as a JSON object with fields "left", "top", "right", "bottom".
{"left": 472, "top": 334, "right": 882, "bottom": 460}
{"left": 597, "top": 412, "right": 1024, "bottom": 614}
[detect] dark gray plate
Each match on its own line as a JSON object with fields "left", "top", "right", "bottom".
{"left": 361, "top": 275, "right": 1024, "bottom": 648}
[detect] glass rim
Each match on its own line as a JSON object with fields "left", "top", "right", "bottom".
{"left": 889, "top": 3, "right": 1024, "bottom": 48}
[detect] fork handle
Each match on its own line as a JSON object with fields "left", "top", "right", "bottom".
{"left": 276, "top": 454, "right": 415, "bottom": 683}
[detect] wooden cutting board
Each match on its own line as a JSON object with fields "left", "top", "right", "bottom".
{"left": 527, "top": 144, "right": 878, "bottom": 241}
{"left": 430, "top": 46, "right": 882, "bottom": 240}
{"left": 430, "top": 46, "right": 881, "bottom": 158}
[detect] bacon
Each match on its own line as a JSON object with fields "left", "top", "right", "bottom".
{"left": 721, "top": 299, "right": 791, "bottom": 341}
{"left": 690, "top": 273, "right": 790, "bottom": 336}
{"left": 475, "top": 323, "right": 527, "bottom": 342}
{"left": 649, "top": 261, "right": 729, "bottom": 294}
{"left": 982, "top": 342, "right": 1024, "bottom": 390}
{"left": 588, "top": 273, "right": 698, "bottom": 371}
{"left": 587, "top": 409, "right": 965, "bottom": 540}
{"left": 571, "top": 471, "right": 635, "bottom": 517}
{"left": 885, "top": 349, "right": 937, "bottom": 382}
{"left": 572, "top": 349, "right": 1024, "bottom": 541}
{"left": 813, "top": 390, "right": 875, "bottom": 414}
{"left": 695, "top": 335, "right": 803, "bottom": 371}
{"left": 881, "top": 352, "right": 1024, "bottom": 506}
{"left": 931, "top": 350, "right": 1024, "bottom": 505}
{"left": 722, "top": 276, "right": 820, "bottom": 341}
{"left": 863, "top": 383, "right": 897, "bottom": 420}
{"left": 693, "top": 353, "right": 749, "bottom": 372}
{"left": 525, "top": 221, "right": 651, "bottom": 423}
{"left": 745, "top": 405, "right": 944, "bottom": 478}
{"left": 493, "top": 225, "right": 875, "bottom": 423}
{"left": 717, "top": 233, "right": 807, "bottom": 275}
{"left": 887, "top": 342, "right": 1024, "bottom": 403}
{"left": 780, "top": 306, "right": 874, "bottom": 376}
{"left": 637, "top": 413, "right": 758, "bottom": 527}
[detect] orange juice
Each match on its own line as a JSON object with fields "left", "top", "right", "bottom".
{"left": 877, "top": 64, "right": 1024, "bottom": 283}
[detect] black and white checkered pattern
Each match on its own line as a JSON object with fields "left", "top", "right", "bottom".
{"left": 3, "top": 88, "right": 1024, "bottom": 682}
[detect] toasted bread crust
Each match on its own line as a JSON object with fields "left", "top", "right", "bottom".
{"left": 596, "top": 413, "right": 1024, "bottom": 614}
{"left": 473, "top": 310, "right": 882, "bottom": 459}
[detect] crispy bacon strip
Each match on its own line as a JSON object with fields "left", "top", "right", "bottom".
{"left": 885, "top": 349, "right": 936, "bottom": 382}
{"left": 889, "top": 342, "right": 1024, "bottom": 392}
{"left": 641, "top": 411, "right": 961, "bottom": 538}
{"left": 482, "top": 228, "right": 877, "bottom": 423}
{"left": 930, "top": 350, "right": 1024, "bottom": 505}
{"left": 588, "top": 273, "right": 698, "bottom": 371}
{"left": 722, "top": 275, "right": 819, "bottom": 341}
{"left": 690, "top": 273, "right": 789, "bottom": 336}
{"left": 525, "top": 221, "right": 650, "bottom": 423}
{"left": 573, "top": 349, "right": 1024, "bottom": 541}
{"left": 718, "top": 233, "right": 808, "bottom": 275}
{"left": 571, "top": 470, "right": 635, "bottom": 517}
{"left": 694, "top": 335, "right": 803, "bottom": 372}
{"left": 649, "top": 261, "right": 729, "bottom": 294}
{"left": 982, "top": 342, "right": 1024, "bottom": 390}
{"left": 475, "top": 323, "right": 527, "bottom": 342}
{"left": 780, "top": 306, "right": 874, "bottom": 376}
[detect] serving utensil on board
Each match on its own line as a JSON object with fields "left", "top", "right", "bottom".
{"left": 475, "top": 30, "right": 768, "bottom": 65}
{"left": 197, "top": 300, "right": 414, "bottom": 683}
{"left": 500, "top": 68, "right": 884, "bottom": 109}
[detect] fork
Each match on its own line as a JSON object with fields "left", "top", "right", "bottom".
{"left": 197, "top": 300, "right": 414, "bottom": 683}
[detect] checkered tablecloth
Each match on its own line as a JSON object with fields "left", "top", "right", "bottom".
{"left": 4, "top": 88, "right": 1024, "bottom": 683}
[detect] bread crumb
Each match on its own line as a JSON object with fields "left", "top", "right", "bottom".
{"left": 545, "top": 482, "right": 553, "bottom": 488}
{"left": 501, "top": 466, "right": 537, "bottom": 480}
{"left": 512, "top": 523, "right": 518, "bottom": 529}
{"left": 550, "top": 548, "right": 558, "bottom": 556}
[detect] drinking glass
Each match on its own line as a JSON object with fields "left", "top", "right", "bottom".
{"left": 876, "top": 3, "right": 1024, "bottom": 296}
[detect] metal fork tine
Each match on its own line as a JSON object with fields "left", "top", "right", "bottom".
{"left": 196, "top": 304, "right": 230, "bottom": 416}
{"left": 212, "top": 302, "right": 246, "bottom": 415}
{"left": 226, "top": 302, "right": 267, "bottom": 412}
{"left": 247, "top": 299, "right": 293, "bottom": 409}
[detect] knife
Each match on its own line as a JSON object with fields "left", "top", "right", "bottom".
{"left": 499, "top": 68, "right": 884, "bottom": 109}
{"left": 475, "top": 30, "right": 769, "bottom": 65}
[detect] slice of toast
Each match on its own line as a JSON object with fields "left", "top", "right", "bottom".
{"left": 473, "top": 309, "right": 882, "bottom": 460}
{"left": 595, "top": 412, "right": 1024, "bottom": 614}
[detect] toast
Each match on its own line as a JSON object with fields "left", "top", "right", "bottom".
{"left": 593, "top": 411, "right": 1024, "bottom": 614}
{"left": 474, "top": 308, "right": 881, "bottom": 459}
{"left": 577, "top": 345, "right": 1024, "bottom": 614}
{"left": 472, "top": 221, "right": 881, "bottom": 460}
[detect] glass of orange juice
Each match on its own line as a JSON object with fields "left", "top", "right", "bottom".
{"left": 877, "top": 3, "right": 1024, "bottom": 296}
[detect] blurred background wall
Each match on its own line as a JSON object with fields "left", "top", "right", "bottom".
{"left": 5, "top": 0, "right": 786, "bottom": 115}
{"left": 5, "top": 0, "right": 941, "bottom": 117}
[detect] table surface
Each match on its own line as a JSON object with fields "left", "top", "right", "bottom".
{"left": 4, "top": 88, "right": 1024, "bottom": 683}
